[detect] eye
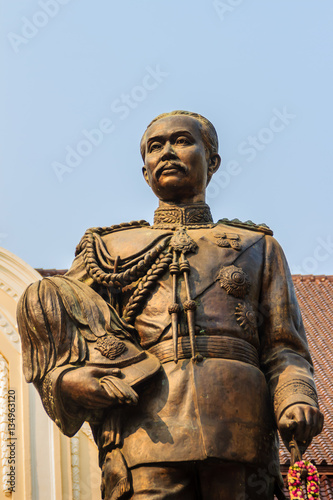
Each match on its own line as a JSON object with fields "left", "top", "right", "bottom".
{"left": 149, "top": 142, "right": 162, "bottom": 153}
{"left": 175, "top": 136, "right": 190, "bottom": 146}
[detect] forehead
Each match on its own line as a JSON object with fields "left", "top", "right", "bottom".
{"left": 145, "top": 115, "right": 203, "bottom": 143}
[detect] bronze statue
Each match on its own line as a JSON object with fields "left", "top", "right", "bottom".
{"left": 17, "top": 111, "right": 323, "bottom": 499}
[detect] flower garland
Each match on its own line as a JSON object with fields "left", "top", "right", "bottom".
{"left": 288, "top": 460, "right": 320, "bottom": 499}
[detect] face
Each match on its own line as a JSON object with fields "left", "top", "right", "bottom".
{"left": 142, "top": 115, "right": 220, "bottom": 204}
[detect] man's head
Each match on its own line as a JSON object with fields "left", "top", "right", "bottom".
{"left": 141, "top": 111, "right": 221, "bottom": 204}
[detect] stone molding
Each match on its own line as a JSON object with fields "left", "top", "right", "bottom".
{"left": 71, "top": 436, "right": 80, "bottom": 500}
{"left": 0, "top": 354, "right": 10, "bottom": 496}
{"left": 0, "top": 247, "right": 42, "bottom": 351}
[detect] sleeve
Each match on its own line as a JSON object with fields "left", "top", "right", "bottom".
{"left": 258, "top": 235, "right": 319, "bottom": 424}
{"left": 35, "top": 365, "right": 88, "bottom": 437}
{"left": 65, "top": 250, "right": 95, "bottom": 285}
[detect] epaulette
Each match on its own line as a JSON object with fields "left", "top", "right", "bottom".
{"left": 75, "top": 220, "right": 150, "bottom": 255}
{"left": 217, "top": 218, "right": 273, "bottom": 236}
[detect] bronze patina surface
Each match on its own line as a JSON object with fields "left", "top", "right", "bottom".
{"left": 17, "top": 111, "right": 323, "bottom": 499}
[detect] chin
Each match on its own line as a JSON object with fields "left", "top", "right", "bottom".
{"left": 155, "top": 183, "right": 186, "bottom": 197}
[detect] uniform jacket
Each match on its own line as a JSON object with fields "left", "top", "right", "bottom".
{"left": 20, "top": 215, "right": 319, "bottom": 476}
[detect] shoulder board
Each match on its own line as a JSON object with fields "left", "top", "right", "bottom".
{"left": 89, "top": 220, "right": 150, "bottom": 236}
{"left": 217, "top": 218, "right": 273, "bottom": 236}
{"left": 75, "top": 220, "right": 150, "bottom": 255}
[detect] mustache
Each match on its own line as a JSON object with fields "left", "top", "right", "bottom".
{"left": 155, "top": 161, "right": 187, "bottom": 179}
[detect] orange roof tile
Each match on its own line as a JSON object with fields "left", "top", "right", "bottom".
{"left": 36, "top": 268, "right": 67, "bottom": 277}
{"left": 279, "top": 275, "right": 333, "bottom": 468}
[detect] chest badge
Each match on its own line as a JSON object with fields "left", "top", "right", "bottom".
{"left": 235, "top": 303, "right": 257, "bottom": 336}
{"left": 217, "top": 265, "right": 250, "bottom": 298}
{"left": 95, "top": 335, "right": 127, "bottom": 360}
{"left": 214, "top": 232, "right": 242, "bottom": 250}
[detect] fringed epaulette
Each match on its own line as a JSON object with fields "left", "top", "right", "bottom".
{"left": 217, "top": 218, "right": 273, "bottom": 236}
{"left": 73, "top": 220, "right": 173, "bottom": 325}
{"left": 75, "top": 220, "right": 150, "bottom": 256}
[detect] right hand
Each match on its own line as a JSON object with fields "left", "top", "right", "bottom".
{"left": 278, "top": 403, "right": 324, "bottom": 453}
{"left": 61, "top": 365, "right": 139, "bottom": 411}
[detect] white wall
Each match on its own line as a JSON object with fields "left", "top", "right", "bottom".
{"left": 0, "top": 248, "right": 100, "bottom": 500}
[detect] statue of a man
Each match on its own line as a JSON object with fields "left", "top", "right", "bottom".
{"left": 17, "top": 111, "right": 323, "bottom": 499}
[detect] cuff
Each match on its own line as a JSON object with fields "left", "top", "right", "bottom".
{"left": 38, "top": 366, "right": 87, "bottom": 437}
{"left": 273, "top": 379, "right": 318, "bottom": 421}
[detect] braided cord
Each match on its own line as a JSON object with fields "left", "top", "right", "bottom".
{"left": 78, "top": 221, "right": 172, "bottom": 292}
{"left": 77, "top": 220, "right": 175, "bottom": 325}
{"left": 122, "top": 250, "right": 173, "bottom": 323}
{"left": 83, "top": 236, "right": 170, "bottom": 290}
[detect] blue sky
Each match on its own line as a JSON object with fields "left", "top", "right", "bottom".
{"left": 1, "top": 0, "right": 332, "bottom": 275}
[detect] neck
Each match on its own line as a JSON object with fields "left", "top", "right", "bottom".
{"left": 158, "top": 191, "right": 206, "bottom": 206}
{"left": 158, "top": 199, "right": 204, "bottom": 209}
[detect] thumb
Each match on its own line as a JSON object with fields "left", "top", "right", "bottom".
{"left": 279, "top": 412, "right": 297, "bottom": 430}
{"left": 89, "top": 366, "right": 122, "bottom": 378}
{"left": 278, "top": 410, "right": 298, "bottom": 443}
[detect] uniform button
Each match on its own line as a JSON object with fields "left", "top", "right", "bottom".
{"left": 193, "top": 354, "right": 204, "bottom": 363}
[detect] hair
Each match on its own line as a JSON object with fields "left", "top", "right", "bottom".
{"left": 140, "top": 110, "right": 219, "bottom": 161}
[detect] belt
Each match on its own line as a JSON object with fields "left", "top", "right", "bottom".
{"left": 148, "top": 336, "right": 259, "bottom": 368}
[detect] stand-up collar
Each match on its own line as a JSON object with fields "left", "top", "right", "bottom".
{"left": 153, "top": 203, "right": 213, "bottom": 228}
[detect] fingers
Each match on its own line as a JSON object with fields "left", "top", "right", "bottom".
{"left": 109, "top": 411, "right": 122, "bottom": 447}
{"left": 99, "top": 376, "right": 139, "bottom": 405}
{"left": 61, "top": 365, "right": 139, "bottom": 410}
{"left": 278, "top": 404, "right": 324, "bottom": 449}
{"left": 100, "top": 409, "right": 123, "bottom": 448}
{"left": 115, "top": 412, "right": 122, "bottom": 447}
{"left": 301, "top": 406, "right": 324, "bottom": 439}
{"left": 291, "top": 406, "right": 308, "bottom": 442}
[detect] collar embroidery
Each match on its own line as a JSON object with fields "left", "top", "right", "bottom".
{"left": 153, "top": 203, "right": 214, "bottom": 228}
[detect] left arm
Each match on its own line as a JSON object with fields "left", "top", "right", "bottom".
{"left": 258, "top": 235, "right": 323, "bottom": 450}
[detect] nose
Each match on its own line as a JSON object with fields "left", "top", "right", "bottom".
{"left": 161, "top": 141, "right": 177, "bottom": 160}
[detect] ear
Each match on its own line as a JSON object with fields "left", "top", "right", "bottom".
{"left": 207, "top": 153, "right": 221, "bottom": 185}
{"left": 142, "top": 165, "right": 151, "bottom": 186}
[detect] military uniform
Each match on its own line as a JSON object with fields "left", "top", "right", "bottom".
{"left": 18, "top": 204, "right": 319, "bottom": 499}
